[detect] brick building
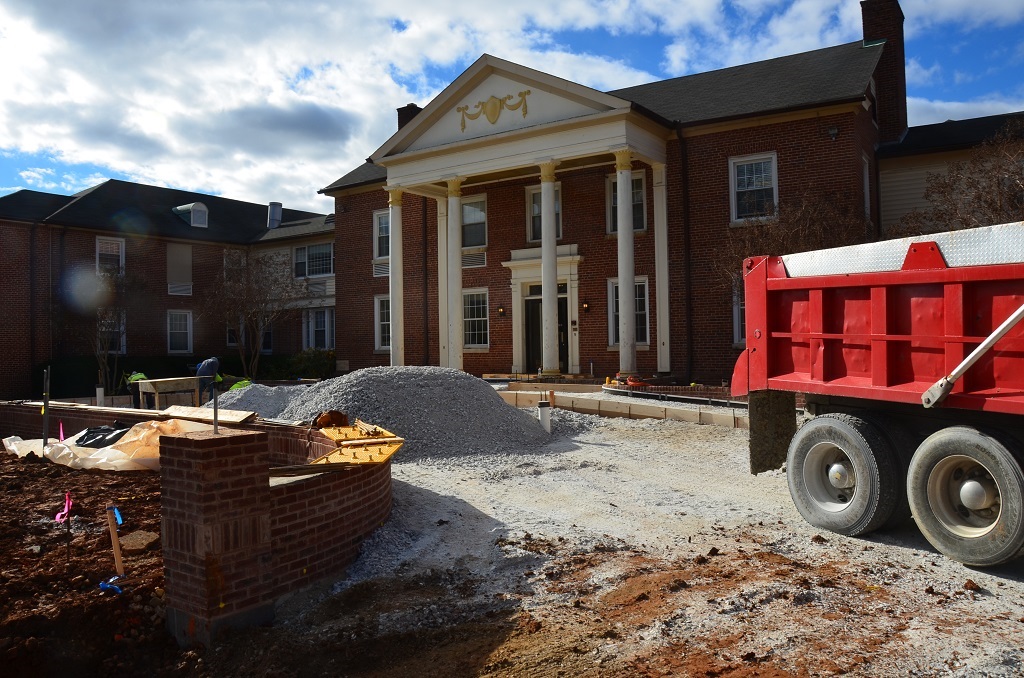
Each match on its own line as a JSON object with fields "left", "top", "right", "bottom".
{"left": 0, "top": 179, "right": 331, "bottom": 399}
{"left": 321, "top": 0, "right": 908, "bottom": 384}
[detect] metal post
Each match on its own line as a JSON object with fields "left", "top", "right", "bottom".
{"left": 42, "top": 366, "right": 51, "bottom": 448}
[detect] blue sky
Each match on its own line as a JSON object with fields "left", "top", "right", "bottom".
{"left": 1, "top": 0, "right": 1022, "bottom": 213}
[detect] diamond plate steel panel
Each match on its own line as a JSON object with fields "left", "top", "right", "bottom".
{"left": 781, "top": 221, "right": 1024, "bottom": 277}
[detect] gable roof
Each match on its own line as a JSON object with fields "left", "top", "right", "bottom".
{"left": 0, "top": 179, "right": 325, "bottom": 244}
{"left": 609, "top": 41, "right": 883, "bottom": 126}
{"left": 322, "top": 41, "right": 884, "bottom": 193}
{"left": 878, "top": 110, "right": 1024, "bottom": 158}
{"left": 0, "top": 190, "right": 76, "bottom": 222}
{"left": 319, "top": 162, "right": 387, "bottom": 194}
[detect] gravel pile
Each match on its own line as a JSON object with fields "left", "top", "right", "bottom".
{"left": 214, "top": 366, "right": 550, "bottom": 460}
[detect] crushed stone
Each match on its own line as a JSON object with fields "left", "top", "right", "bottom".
{"left": 212, "top": 366, "right": 550, "bottom": 461}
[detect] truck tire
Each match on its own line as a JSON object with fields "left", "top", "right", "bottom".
{"left": 907, "top": 426, "right": 1024, "bottom": 567}
{"left": 787, "top": 413, "right": 900, "bottom": 536}
{"left": 856, "top": 413, "right": 917, "bottom": 528}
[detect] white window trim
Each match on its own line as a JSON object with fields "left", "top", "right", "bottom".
{"left": 372, "top": 209, "right": 390, "bottom": 261}
{"left": 732, "top": 281, "right": 746, "bottom": 348}
{"left": 729, "top": 151, "right": 778, "bottom": 223}
{"left": 374, "top": 294, "right": 391, "bottom": 352}
{"left": 461, "top": 194, "right": 487, "bottom": 251}
{"left": 606, "top": 277, "right": 650, "bottom": 347}
{"left": 99, "top": 309, "right": 126, "bottom": 355}
{"left": 227, "top": 322, "right": 273, "bottom": 354}
{"left": 303, "top": 307, "right": 335, "bottom": 350}
{"left": 167, "top": 310, "right": 193, "bottom": 354}
{"left": 96, "top": 236, "right": 125, "bottom": 275}
{"left": 294, "top": 242, "right": 334, "bottom": 279}
{"left": 605, "top": 171, "right": 647, "bottom": 234}
{"left": 463, "top": 287, "right": 490, "bottom": 350}
{"left": 525, "top": 183, "right": 562, "bottom": 243}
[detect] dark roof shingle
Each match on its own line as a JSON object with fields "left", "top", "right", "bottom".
{"left": 0, "top": 190, "right": 76, "bottom": 222}
{"left": 609, "top": 41, "right": 883, "bottom": 125}
{"left": 0, "top": 179, "right": 325, "bottom": 244}
{"left": 878, "top": 110, "right": 1024, "bottom": 158}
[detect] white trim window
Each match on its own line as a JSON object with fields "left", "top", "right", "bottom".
{"left": 606, "top": 172, "right": 646, "bottom": 234}
{"left": 462, "top": 196, "right": 487, "bottom": 249}
{"left": 303, "top": 308, "right": 335, "bottom": 350}
{"left": 96, "top": 237, "right": 125, "bottom": 276}
{"left": 463, "top": 289, "right": 489, "bottom": 348}
{"left": 98, "top": 308, "right": 126, "bottom": 355}
{"left": 373, "top": 210, "right": 390, "bottom": 277}
{"left": 373, "top": 209, "right": 390, "bottom": 260}
{"left": 729, "top": 152, "right": 778, "bottom": 221}
{"left": 167, "top": 310, "right": 192, "bottom": 354}
{"left": 374, "top": 295, "right": 391, "bottom": 351}
{"left": 732, "top": 281, "right": 746, "bottom": 347}
{"left": 607, "top": 278, "right": 650, "bottom": 346}
{"left": 294, "top": 243, "right": 334, "bottom": 278}
{"left": 526, "top": 184, "right": 561, "bottom": 242}
{"left": 227, "top": 322, "right": 273, "bottom": 354}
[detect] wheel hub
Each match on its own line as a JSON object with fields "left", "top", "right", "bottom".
{"left": 959, "top": 477, "right": 998, "bottom": 511}
{"left": 828, "top": 462, "right": 855, "bottom": 489}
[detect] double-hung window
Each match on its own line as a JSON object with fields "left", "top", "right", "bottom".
{"left": 373, "top": 210, "right": 390, "bottom": 277}
{"left": 730, "top": 152, "right": 778, "bottom": 221}
{"left": 304, "top": 308, "right": 335, "bottom": 350}
{"left": 294, "top": 243, "right": 334, "bottom": 277}
{"left": 98, "top": 308, "right": 126, "bottom": 355}
{"left": 607, "top": 173, "right": 646, "bottom": 233}
{"left": 526, "top": 185, "right": 561, "bottom": 242}
{"left": 463, "top": 289, "right": 489, "bottom": 348}
{"left": 607, "top": 278, "right": 649, "bottom": 346}
{"left": 375, "top": 295, "right": 391, "bottom": 351}
{"left": 227, "top": 321, "right": 273, "bottom": 354}
{"left": 96, "top": 237, "right": 124, "bottom": 276}
{"left": 167, "top": 310, "right": 192, "bottom": 353}
{"left": 462, "top": 198, "right": 487, "bottom": 249}
{"left": 732, "top": 281, "right": 746, "bottom": 347}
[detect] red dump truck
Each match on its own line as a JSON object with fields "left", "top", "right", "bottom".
{"left": 731, "top": 221, "right": 1024, "bottom": 567}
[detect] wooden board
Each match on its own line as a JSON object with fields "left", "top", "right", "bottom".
{"left": 160, "top": 405, "right": 256, "bottom": 424}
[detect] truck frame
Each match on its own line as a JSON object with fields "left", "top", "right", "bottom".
{"left": 731, "top": 221, "right": 1024, "bottom": 567}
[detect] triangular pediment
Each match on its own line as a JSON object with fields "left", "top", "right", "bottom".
{"left": 371, "top": 55, "right": 632, "bottom": 162}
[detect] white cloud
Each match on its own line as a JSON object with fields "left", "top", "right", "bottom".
{"left": 0, "top": 0, "right": 1022, "bottom": 213}
{"left": 906, "top": 58, "right": 941, "bottom": 86}
{"left": 908, "top": 95, "right": 1024, "bottom": 126}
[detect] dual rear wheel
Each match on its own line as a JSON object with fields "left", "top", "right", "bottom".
{"left": 787, "top": 416, "right": 1024, "bottom": 566}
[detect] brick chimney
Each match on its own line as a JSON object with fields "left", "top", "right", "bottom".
{"left": 861, "top": 0, "right": 908, "bottom": 143}
{"left": 397, "top": 103, "right": 422, "bottom": 130}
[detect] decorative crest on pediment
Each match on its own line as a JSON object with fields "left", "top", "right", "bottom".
{"left": 456, "top": 90, "right": 531, "bottom": 132}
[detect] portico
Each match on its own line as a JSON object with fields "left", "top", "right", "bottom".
{"left": 371, "top": 54, "right": 672, "bottom": 377}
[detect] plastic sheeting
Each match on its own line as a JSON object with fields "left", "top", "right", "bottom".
{"left": 2, "top": 419, "right": 213, "bottom": 471}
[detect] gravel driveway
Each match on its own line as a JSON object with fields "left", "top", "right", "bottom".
{"left": 200, "top": 368, "right": 1024, "bottom": 676}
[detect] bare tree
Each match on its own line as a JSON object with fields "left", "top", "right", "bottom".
{"left": 86, "top": 269, "right": 148, "bottom": 394}
{"left": 709, "top": 190, "right": 871, "bottom": 291}
{"left": 896, "top": 118, "right": 1024, "bottom": 235}
{"left": 201, "top": 247, "right": 310, "bottom": 380}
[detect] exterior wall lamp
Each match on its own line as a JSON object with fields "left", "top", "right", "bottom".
{"left": 497, "top": 306, "right": 505, "bottom": 317}
{"left": 582, "top": 301, "right": 590, "bottom": 313}
{"left": 827, "top": 126, "right": 839, "bottom": 141}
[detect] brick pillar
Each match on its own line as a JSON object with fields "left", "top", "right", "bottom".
{"left": 160, "top": 429, "right": 274, "bottom": 648}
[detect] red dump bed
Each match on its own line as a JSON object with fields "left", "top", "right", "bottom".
{"left": 731, "top": 222, "right": 1024, "bottom": 416}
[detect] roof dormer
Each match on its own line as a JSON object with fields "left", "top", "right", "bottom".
{"left": 172, "top": 202, "right": 208, "bottom": 228}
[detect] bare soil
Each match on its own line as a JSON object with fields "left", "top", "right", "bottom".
{"left": 3, "top": 419, "right": 1024, "bottom": 677}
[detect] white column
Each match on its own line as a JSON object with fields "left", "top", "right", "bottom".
{"left": 436, "top": 197, "right": 449, "bottom": 367}
{"left": 387, "top": 189, "right": 404, "bottom": 366}
{"left": 539, "top": 160, "right": 560, "bottom": 376}
{"left": 652, "top": 163, "right": 670, "bottom": 374}
{"left": 614, "top": 148, "right": 637, "bottom": 376}
{"left": 446, "top": 177, "right": 464, "bottom": 371}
